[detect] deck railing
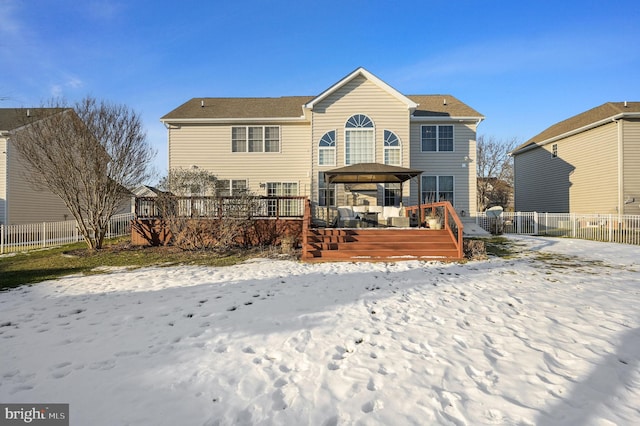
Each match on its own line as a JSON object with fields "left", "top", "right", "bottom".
{"left": 476, "top": 211, "right": 640, "bottom": 246}
{"left": 0, "top": 213, "right": 134, "bottom": 254}
{"left": 135, "top": 196, "right": 306, "bottom": 220}
{"left": 406, "top": 201, "right": 464, "bottom": 259}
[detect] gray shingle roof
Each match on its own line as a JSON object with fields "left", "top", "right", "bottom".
{"left": 513, "top": 102, "right": 640, "bottom": 153}
{"left": 161, "top": 97, "right": 314, "bottom": 120}
{"left": 408, "top": 95, "right": 484, "bottom": 118}
{"left": 161, "top": 95, "right": 483, "bottom": 120}
{"left": 0, "top": 108, "right": 66, "bottom": 131}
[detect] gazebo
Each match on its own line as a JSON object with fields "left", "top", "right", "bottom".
{"left": 323, "top": 163, "right": 424, "bottom": 227}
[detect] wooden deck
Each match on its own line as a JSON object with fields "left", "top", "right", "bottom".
{"left": 300, "top": 199, "right": 464, "bottom": 262}
{"left": 302, "top": 227, "right": 462, "bottom": 262}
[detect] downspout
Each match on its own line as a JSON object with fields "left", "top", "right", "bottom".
{"left": 163, "top": 122, "right": 174, "bottom": 172}
{"left": 616, "top": 118, "right": 624, "bottom": 214}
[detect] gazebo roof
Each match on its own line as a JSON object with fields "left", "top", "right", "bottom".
{"left": 324, "top": 163, "right": 423, "bottom": 184}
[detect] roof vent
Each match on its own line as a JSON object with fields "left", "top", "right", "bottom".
{"left": 26, "top": 109, "right": 30, "bottom": 117}
{"left": 624, "top": 101, "right": 628, "bottom": 107}
{"left": 201, "top": 100, "right": 204, "bottom": 108}
{"left": 443, "top": 98, "right": 447, "bottom": 106}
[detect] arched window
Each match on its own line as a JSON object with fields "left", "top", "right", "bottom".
{"left": 345, "top": 114, "right": 374, "bottom": 128}
{"left": 345, "top": 114, "right": 374, "bottom": 165}
{"left": 383, "top": 130, "right": 401, "bottom": 166}
{"left": 318, "top": 130, "right": 336, "bottom": 166}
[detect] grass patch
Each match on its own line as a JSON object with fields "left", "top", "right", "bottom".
{"left": 0, "top": 238, "right": 272, "bottom": 291}
{"left": 483, "top": 236, "right": 520, "bottom": 258}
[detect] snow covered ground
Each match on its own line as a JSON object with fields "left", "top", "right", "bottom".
{"left": 1, "top": 235, "right": 639, "bottom": 426}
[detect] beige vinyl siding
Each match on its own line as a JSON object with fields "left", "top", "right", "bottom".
{"left": 169, "top": 121, "right": 312, "bottom": 196}
{"left": 622, "top": 118, "right": 640, "bottom": 215}
{"left": 310, "top": 75, "right": 411, "bottom": 205}
{"left": 5, "top": 138, "right": 71, "bottom": 225}
{"left": 409, "top": 122, "right": 478, "bottom": 215}
{"left": 515, "top": 122, "right": 619, "bottom": 213}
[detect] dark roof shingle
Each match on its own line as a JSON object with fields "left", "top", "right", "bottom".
{"left": 161, "top": 95, "right": 483, "bottom": 121}
{"left": 0, "top": 108, "right": 66, "bottom": 131}
{"left": 514, "top": 102, "right": 640, "bottom": 153}
{"left": 161, "top": 97, "right": 314, "bottom": 120}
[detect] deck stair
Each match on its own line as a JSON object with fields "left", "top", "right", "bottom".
{"left": 303, "top": 228, "right": 461, "bottom": 261}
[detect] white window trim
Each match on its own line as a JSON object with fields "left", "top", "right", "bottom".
{"left": 318, "top": 172, "right": 336, "bottom": 207}
{"left": 420, "top": 124, "right": 455, "bottom": 153}
{"left": 344, "top": 114, "right": 376, "bottom": 165}
{"left": 217, "top": 179, "right": 248, "bottom": 196}
{"left": 318, "top": 130, "right": 337, "bottom": 166}
{"left": 231, "top": 125, "right": 281, "bottom": 153}
{"left": 383, "top": 129, "right": 402, "bottom": 166}
{"left": 421, "top": 175, "right": 455, "bottom": 205}
{"left": 265, "top": 181, "right": 300, "bottom": 196}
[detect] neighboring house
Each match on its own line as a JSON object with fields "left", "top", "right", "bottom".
{"left": 511, "top": 102, "right": 640, "bottom": 214}
{"left": 0, "top": 108, "right": 72, "bottom": 225}
{"left": 161, "top": 67, "right": 484, "bottom": 219}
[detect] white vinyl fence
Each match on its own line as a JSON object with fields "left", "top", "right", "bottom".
{"left": 0, "top": 213, "right": 134, "bottom": 254}
{"left": 476, "top": 211, "right": 640, "bottom": 246}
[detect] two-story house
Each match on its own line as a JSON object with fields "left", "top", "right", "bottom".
{"left": 0, "top": 108, "right": 72, "bottom": 225}
{"left": 161, "top": 67, "right": 484, "bottom": 221}
{"left": 511, "top": 102, "right": 640, "bottom": 214}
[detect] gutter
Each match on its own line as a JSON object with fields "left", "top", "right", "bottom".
{"left": 410, "top": 116, "right": 485, "bottom": 123}
{"left": 160, "top": 116, "right": 309, "bottom": 125}
{"left": 512, "top": 112, "right": 640, "bottom": 155}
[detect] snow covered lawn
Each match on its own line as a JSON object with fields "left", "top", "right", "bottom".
{"left": 1, "top": 236, "right": 639, "bottom": 425}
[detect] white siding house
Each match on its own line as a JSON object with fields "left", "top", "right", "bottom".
{"left": 512, "top": 102, "right": 640, "bottom": 215}
{"left": 161, "top": 68, "right": 484, "bottom": 219}
{"left": 0, "top": 108, "right": 73, "bottom": 225}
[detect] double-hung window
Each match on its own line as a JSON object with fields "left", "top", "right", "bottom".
{"left": 421, "top": 125, "right": 454, "bottom": 152}
{"left": 383, "top": 130, "right": 401, "bottom": 166}
{"left": 318, "top": 172, "right": 335, "bottom": 207}
{"left": 421, "top": 175, "right": 454, "bottom": 205}
{"left": 345, "top": 114, "right": 374, "bottom": 165}
{"left": 383, "top": 130, "right": 402, "bottom": 205}
{"left": 216, "top": 179, "right": 247, "bottom": 196}
{"left": 318, "top": 130, "right": 336, "bottom": 166}
{"left": 232, "top": 126, "right": 280, "bottom": 152}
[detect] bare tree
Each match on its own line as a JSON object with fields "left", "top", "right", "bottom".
{"left": 12, "top": 97, "right": 155, "bottom": 250}
{"left": 476, "top": 135, "right": 518, "bottom": 211}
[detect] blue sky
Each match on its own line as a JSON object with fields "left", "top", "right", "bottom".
{"left": 2, "top": 0, "right": 639, "bottom": 180}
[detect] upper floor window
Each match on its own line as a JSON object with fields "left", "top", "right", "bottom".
{"left": 383, "top": 130, "right": 401, "bottom": 166}
{"left": 421, "top": 125, "right": 454, "bottom": 152}
{"left": 318, "top": 130, "right": 336, "bottom": 166}
{"left": 552, "top": 144, "right": 558, "bottom": 158}
{"left": 345, "top": 114, "right": 374, "bottom": 165}
{"left": 232, "top": 126, "right": 280, "bottom": 153}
